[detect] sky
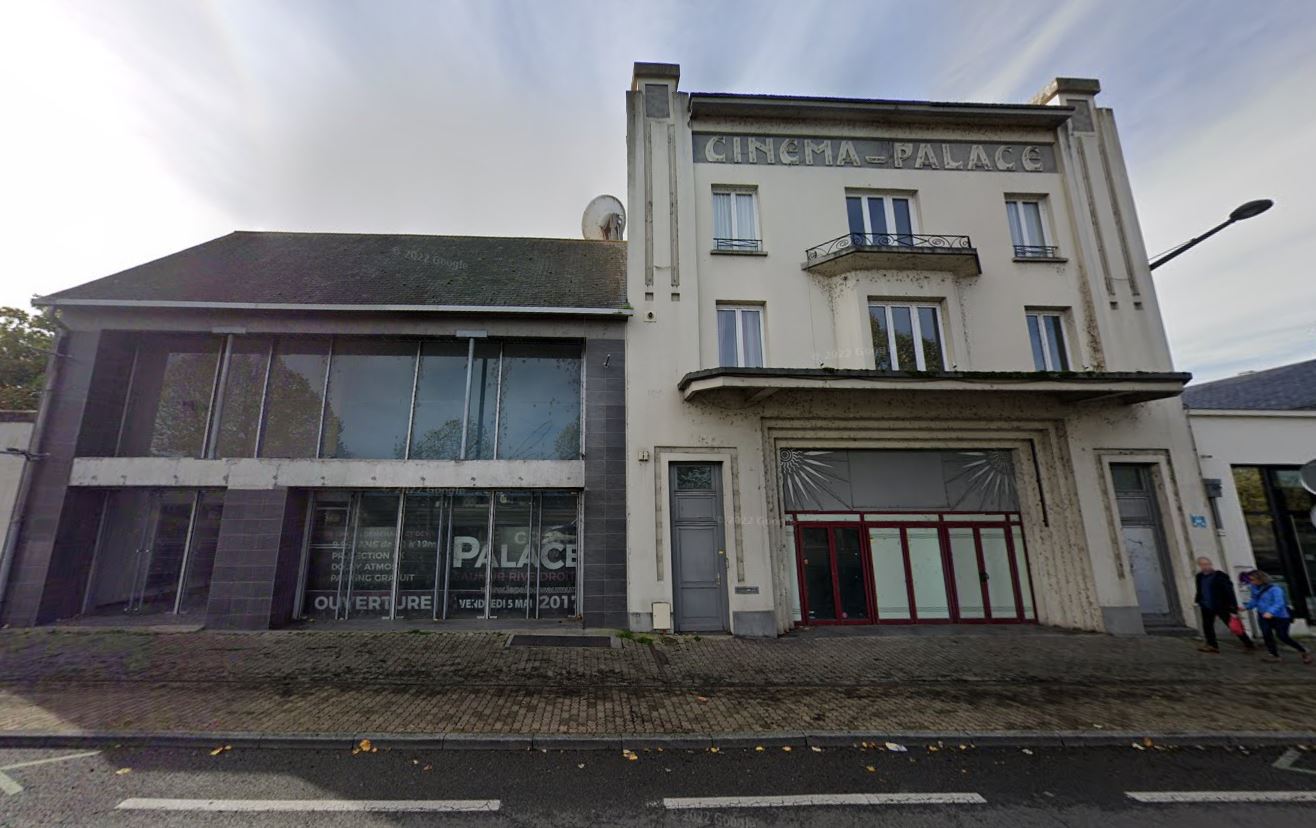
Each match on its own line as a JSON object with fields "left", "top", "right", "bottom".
{"left": 1, "top": 0, "right": 1313, "bottom": 383}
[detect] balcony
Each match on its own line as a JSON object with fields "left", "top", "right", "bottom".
{"left": 803, "top": 233, "right": 981, "bottom": 278}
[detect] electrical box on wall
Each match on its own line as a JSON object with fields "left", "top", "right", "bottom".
{"left": 652, "top": 601, "right": 672, "bottom": 631}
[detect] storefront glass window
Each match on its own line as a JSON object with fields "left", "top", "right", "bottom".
{"left": 302, "top": 497, "right": 353, "bottom": 620}
{"left": 176, "top": 492, "right": 224, "bottom": 615}
{"left": 259, "top": 338, "right": 330, "bottom": 458}
{"left": 213, "top": 336, "right": 271, "bottom": 458}
{"left": 869, "top": 527, "right": 910, "bottom": 620}
{"left": 907, "top": 527, "right": 951, "bottom": 620}
{"left": 489, "top": 491, "right": 534, "bottom": 616}
{"left": 397, "top": 492, "right": 444, "bottom": 619}
{"left": 536, "top": 492, "right": 579, "bottom": 617}
{"left": 320, "top": 340, "right": 417, "bottom": 459}
{"left": 496, "top": 343, "right": 581, "bottom": 460}
{"left": 346, "top": 492, "right": 400, "bottom": 618}
{"left": 446, "top": 491, "right": 492, "bottom": 617}
{"left": 410, "top": 341, "right": 469, "bottom": 460}
{"left": 119, "top": 334, "right": 222, "bottom": 457}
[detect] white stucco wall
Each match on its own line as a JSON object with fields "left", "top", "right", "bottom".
{"left": 1190, "top": 409, "right": 1316, "bottom": 634}
{"left": 624, "top": 64, "right": 1214, "bottom": 637}
{"left": 0, "top": 419, "right": 35, "bottom": 556}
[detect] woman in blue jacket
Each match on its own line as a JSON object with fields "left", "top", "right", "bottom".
{"left": 1243, "top": 571, "right": 1312, "bottom": 664}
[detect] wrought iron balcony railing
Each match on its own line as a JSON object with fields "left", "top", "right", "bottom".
{"left": 713, "top": 237, "right": 764, "bottom": 252}
{"left": 1013, "top": 244, "right": 1060, "bottom": 258}
{"left": 805, "top": 233, "right": 973, "bottom": 262}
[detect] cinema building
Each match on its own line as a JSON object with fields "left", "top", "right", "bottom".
{"left": 0, "top": 233, "right": 628, "bottom": 630}
{"left": 624, "top": 63, "right": 1219, "bottom": 637}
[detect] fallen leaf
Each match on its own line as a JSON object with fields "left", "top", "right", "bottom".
{"left": 1021, "top": 749, "right": 1033, "bottom": 755}
{"left": 754, "top": 746, "right": 765, "bottom": 752}
{"left": 577, "top": 763, "right": 585, "bottom": 769}
{"left": 782, "top": 746, "right": 792, "bottom": 752}
{"left": 709, "top": 747, "right": 719, "bottom": 754}
{"left": 209, "top": 746, "right": 225, "bottom": 756}
{"left": 810, "top": 746, "right": 822, "bottom": 753}
{"left": 1131, "top": 742, "right": 1146, "bottom": 751}
{"left": 1142, "top": 737, "right": 1154, "bottom": 748}
{"left": 695, "top": 695, "right": 709, "bottom": 702}
{"left": 423, "top": 764, "right": 432, "bottom": 772}
{"left": 358, "top": 739, "right": 373, "bottom": 752}
{"left": 115, "top": 768, "right": 131, "bottom": 775}
{"left": 865, "top": 765, "right": 876, "bottom": 773}
{"left": 884, "top": 742, "right": 908, "bottom": 753}
{"left": 928, "top": 746, "right": 939, "bottom": 752}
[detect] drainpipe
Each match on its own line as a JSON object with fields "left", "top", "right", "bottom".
{"left": 0, "top": 318, "right": 68, "bottom": 620}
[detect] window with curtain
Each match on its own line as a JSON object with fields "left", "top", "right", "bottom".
{"left": 868, "top": 303, "right": 945, "bottom": 371}
{"left": 1005, "top": 198, "right": 1051, "bottom": 257}
{"left": 712, "top": 189, "right": 761, "bottom": 251}
{"left": 846, "top": 192, "right": 916, "bottom": 245}
{"left": 1025, "top": 311, "right": 1069, "bottom": 371}
{"left": 716, "top": 305, "right": 764, "bottom": 367}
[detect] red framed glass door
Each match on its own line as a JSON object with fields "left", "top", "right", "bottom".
{"left": 795, "top": 524, "right": 874, "bottom": 624}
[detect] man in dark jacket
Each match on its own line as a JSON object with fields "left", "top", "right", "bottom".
{"left": 1194, "top": 556, "right": 1255, "bottom": 653}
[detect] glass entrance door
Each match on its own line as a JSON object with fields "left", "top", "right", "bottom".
{"left": 84, "top": 488, "right": 225, "bottom": 618}
{"left": 795, "top": 525, "right": 873, "bottom": 623}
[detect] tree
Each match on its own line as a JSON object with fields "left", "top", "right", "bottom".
{"left": 0, "top": 307, "right": 57, "bottom": 410}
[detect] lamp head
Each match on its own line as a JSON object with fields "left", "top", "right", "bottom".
{"left": 1229, "top": 199, "right": 1273, "bottom": 221}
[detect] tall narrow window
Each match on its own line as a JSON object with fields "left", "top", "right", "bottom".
{"left": 497, "top": 342, "right": 582, "bottom": 460}
{"left": 1025, "top": 311, "right": 1070, "bottom": 371}
{"left": 868, "top": 303, "right": 945, "bottom": 371}
{"left": 1006, "top": 198, "right": 1051, "bottom": 257}
{"left": 258, "top": 337, "right": 331, "bottom": 458}
{"left": 410, "top": 340, "right": 470, "bottom": 460}
{"left": 212, "top": 336, "right": 272, "bottom": 458}
{"left": 716, "top": 305, "right": 764, "bottom": 368}
{"left": 712, "top": 189, "right": 760, "bottom": 251}
{"left": 118, "top": 334, "right": 223, "bottom": 457}
{"left": 320, "top": 339, "right": 418, "bottom": 459}
{"left": 847, "top": 192, "right": 915, "bottom": 245}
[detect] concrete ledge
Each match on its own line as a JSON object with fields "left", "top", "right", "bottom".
{"left": 2, "top": 729, "right": 1313, "bottom": 751}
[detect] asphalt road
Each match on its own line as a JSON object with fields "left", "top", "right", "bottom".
{"left": 1, "top": 741, "right": 1314, "bottom": 826}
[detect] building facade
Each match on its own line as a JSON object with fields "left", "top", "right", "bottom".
{"left": 1186, "top": 359, "right": 1316, "bottom": 632}
{"left": 0, "top": 233, "right": 629, "bottom": 630}
{"left": 624, "top": 63, "right": 1218, "bottom": 637}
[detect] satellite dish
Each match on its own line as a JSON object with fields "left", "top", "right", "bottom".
{"left": 1300, "top": 459, "right": 1316, "bottom": 495}
{"left": 581, "top": 195, "right": 625, "bottom": 241}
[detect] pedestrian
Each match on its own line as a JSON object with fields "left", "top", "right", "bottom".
{"left": 1243, "top": 570, "right": 1313, "bottom": 664}
{"left": 1193, "top": 557, "right": 1254, "bottom": 653}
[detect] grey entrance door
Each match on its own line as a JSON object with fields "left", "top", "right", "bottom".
{"left": 1112, "top": 464, "right": 1178, "bottom": 625}
{"left": 669, "top": 463, "right": 728, "bottom": 632}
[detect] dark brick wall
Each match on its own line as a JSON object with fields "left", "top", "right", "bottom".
{"left": 2, "top": 329, "right": 102, "bottom": 626}
{"left": 205, "top": 488, "right": 298, "bottom": 630}
{"left": 582, "top": 337, "right": 627, "bottom": 628}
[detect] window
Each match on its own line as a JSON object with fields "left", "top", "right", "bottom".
{"left": 118, "top": 334, "right": 223, "bottom": 457}
{"left": 212, "top": 336, "right": 272, "bottom": 458}
{"left": 868, "top": 303, "right": 945, "bottom": 371}
{"left": 497, "top": 342, "right": 582, "bottom": 460}
{"left": 847, "top": 192, "right": 916, "bottom": 244}
{"left": 320, "top": 339, "right": 418, "bottom": 459}
{"left": 1005, "top": 198, "right": 1053, "bottom": 257}
{"left": 716, "top": 305, "right": 764, "bottom": 367}
{"left": 258, "top": 337, "right": 331, "bottom": 458}
{"left": 1025, "top": 311, "right": 1069, "bottom": 371}
{"left": 712, "top": 189, "right": 760, "bottom": 251}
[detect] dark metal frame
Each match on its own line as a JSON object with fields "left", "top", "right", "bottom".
{"left": 1013, "top": 244, "right": 1060, "bottom": 258}
{"left": 713, "top": 237, "right": 764, "bottom": 252}
{"left": 790, "top": 511, "right": 1037, "bottom": 626}
{"left": 805, "top": 233, "right": 973, "bottom": 262}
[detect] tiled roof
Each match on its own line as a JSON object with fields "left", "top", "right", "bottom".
{"left": 40, "top": 232, "right": 628, "bottom": 312}
{"left": 1182, "top": 358, "right": 1316, "bottom": 411}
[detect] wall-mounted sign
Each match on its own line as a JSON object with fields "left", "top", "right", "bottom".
{"left": 1190, "top": 514, "right": 1208, "bottom": 528}
{"left": 734, "top": 586, "right": 760, "bottom": 595}
{"left": 693, "top": 133, "right": 1057, "bottom": 173}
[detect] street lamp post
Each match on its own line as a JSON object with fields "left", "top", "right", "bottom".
{"left": 1148, "top": 199, "right": 1274, "bottom": 271}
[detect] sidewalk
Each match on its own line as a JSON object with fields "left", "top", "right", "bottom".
{"left": 0, "top": 627, "right": 1312, "bottom": 742}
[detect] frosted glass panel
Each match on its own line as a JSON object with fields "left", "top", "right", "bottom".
{"left": 949, "top": 527, "right": 985, "bottom": 619}
{"left": 980, "top": 527, "right": 1018, "bottom": 619}
{"left": 1012, "top": 526, "right": 1035, "bottom": 619}
{"left": 869, "top": 527, "right": 910, "bottom": 620}
{"left": 907, "top": 527, "right": 949, "bottom": 619}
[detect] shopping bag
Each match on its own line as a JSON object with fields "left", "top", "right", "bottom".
{"left": 1227, "top": 614, "right": 1246, "bottom": 636}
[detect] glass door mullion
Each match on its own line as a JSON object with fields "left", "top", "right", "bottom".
{"left": 483, "top": 493, "right": 498, "bottom": 618}
{"left": 340, "top": 494, "right": 362, "bottom": 620}
{"left": 440, "top": 492, "right": 455, "bottom": 621}
{"left": 388, "top": 492, "right": 406, "bottom": 620}
{"left": 170, "top": 490, "right": 202, "bottom": 614}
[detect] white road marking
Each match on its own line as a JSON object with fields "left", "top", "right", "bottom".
{"left": 1127, "top": 791, "right": 1316, "bottom": 804}
{"left": 662, "top": 793, "right": 987, "bottom": 809}
{"left": 117, "top": 798, "right": 502, "bottom": 813}
{"left": 1274, "top": 749, "right": 1316, "bottom": 776}
{"left": 0, "top": 750, "right": 102, "bottom": 796}
{"left": 0, "top": 751, "right": 102, "bottom": 772}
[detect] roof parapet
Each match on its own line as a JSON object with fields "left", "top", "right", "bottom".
{"left": 632, "top": 62, "right": 680, "bottom": 90}
{"left": 1031, "top": 77, "right": 1101, "bottom": 106}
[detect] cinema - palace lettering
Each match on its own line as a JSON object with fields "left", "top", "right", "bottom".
{"left": 692, "top": 133, "right": 1057, "bottom": 173}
